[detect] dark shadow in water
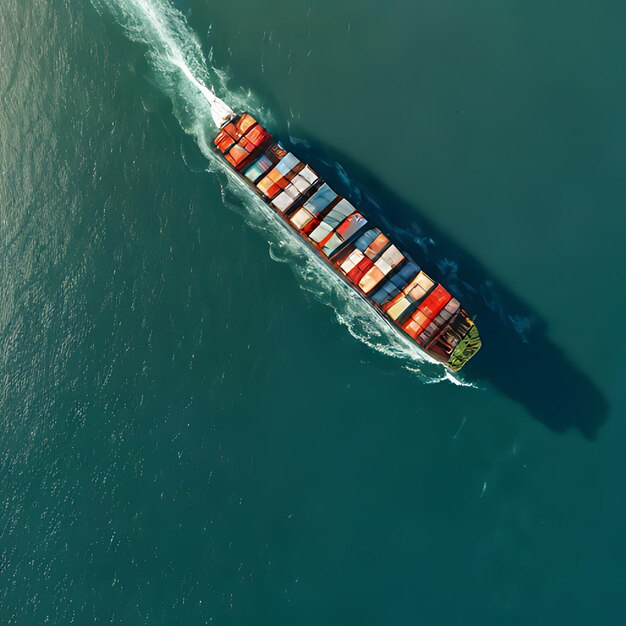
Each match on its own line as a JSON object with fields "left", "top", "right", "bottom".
{"left": 263, "top": 122, "right": 609, "bottom": 440}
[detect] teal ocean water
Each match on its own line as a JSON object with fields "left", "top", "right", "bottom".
{"left": 2, "top": 0, "right": 625, "bottom": 623}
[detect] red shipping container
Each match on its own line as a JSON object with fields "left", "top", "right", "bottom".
{"left": 417, "top": 285, "right": 451, "bottom": 321}
{"left": 238, "top": 137, "right": 256, "bottom": 153}
{"left": 347, "top": 258, "right": 374, "bottom": 284}
{"left": 265, "top": 182, "right": 282, "bottom": 198}
{"left": 336, "top": 212, "right": 360, "bottom": 238}
{"left": 302, "top": 217, "right": 322, "bottom": 236}
{"left": 218, "top": 137, "right": 235, "bottom": 154}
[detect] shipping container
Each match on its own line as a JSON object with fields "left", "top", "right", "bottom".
{"left": 339, "top": 248, "right": 365, "bottom": 275}
{"left": 244, "top": 154, "right": 273, "bottom": 182}
{"left": 371, "top": 280, "right": 401, "bottom": 305}
{"left": 359, "top": 265, "right": 386, "bottom": 294}
{"left": 336, "top": 213, "right": 368, "bottom": 240}
{"left": 302, "top": 183, "right": 337, "bottom": 216}
{"left": 354, "top": 229, "right": 380, "bottom": 252}
{"left": 364, "top": 233, "right": 390, "bottom": 260}
{"left": 290, "top": 207, "right": 315, "bottom": 230}
{"left": 417, "top": 285, "right": 451, "bottom": 320}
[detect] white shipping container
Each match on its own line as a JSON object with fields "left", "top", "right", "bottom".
{"left": 375, "top": 257, "right": 393, "bottom": 275}
{"left": 340, "top": 249, "right": 364, "bottom": 274}
{"left": 284, "top": 183, "right": 300, "bottom": 200}
{"left": 272, "top": 192, "right": 294, "bottom": 213}
{"left": 381, "top": 245, "right": 404, "bottom": 267}
{"left": 290, "top": 208, "right": 314, "bottom": 230}
{"left": 299, "top": 166, "right": 319, "bottom": 184}
{"left": 292, "top": 175, "right": 312, "bottom": 194}
{"left": 310, "top": 222, "right": 333, "bottom": 243}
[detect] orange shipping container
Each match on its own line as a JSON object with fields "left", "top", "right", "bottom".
{"left": 225, "top": 145, "right": 250, "bottom": 169}
{"left": 214, "top": 131, "right": 235, "bottom": 153}
{"left": 403, "top": 310, "right": 430, "bottom": 337}
{"left": 365, "top": 233, "right": 390, "bottom": 259}
{"left": 359, "top": 266, "right": 385, "bottom": 294}
{"left": 222, "top": 122, "right": 240, "bottom": 140}
{"left": 257, "top": 175, "right": 282, "bottom": 198}
{"left": 403, "top": 319, "right": 422, "bottom": 339}
{"left": 236, "top": 113, "right": 257, "bottom": 135}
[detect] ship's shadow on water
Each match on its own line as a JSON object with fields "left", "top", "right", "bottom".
{"left": 270, "top": 128, "right": 609, "bottom": 440}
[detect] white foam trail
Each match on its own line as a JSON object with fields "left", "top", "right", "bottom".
{"left": 445, "top": 371, "right": 479, "bottom": 388}
{"left": 169, "top": 55, "right": 234, "bottom": 127}
{"left": 91, "top": 0, "right": 469, "bottom": 384}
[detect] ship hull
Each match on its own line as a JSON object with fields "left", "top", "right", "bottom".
{"left": 212, "top": 113, "right": 481, "bottom": 371}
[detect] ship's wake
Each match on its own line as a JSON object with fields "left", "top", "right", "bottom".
{"left": 90, "top": 0, "right": 476, "bottom": 386}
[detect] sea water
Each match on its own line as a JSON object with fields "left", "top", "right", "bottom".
{"left": 1, "top": 0, "right": 625, "bottom": 624}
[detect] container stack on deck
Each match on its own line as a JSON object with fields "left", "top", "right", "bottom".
{"left": 214, "top": 113, "right": 481, "bottom": 370}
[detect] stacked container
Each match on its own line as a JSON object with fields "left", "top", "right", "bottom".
{"left": 213, "top": 114, "right": 271, "bottom": 170}
{"left": 370, "top": 262, "right": 420, "bottom": 306}
{"left": 384, "top": 271, "right": 435, "bottom": 321}
{"left": 255, "top": 153, "right": 320, "bottom": 215}
{"left": 401, "top": 285, "right": 452, "bottom": 343}
{"left": 418, "top": 298, "right": 460, "bottom": 347}
{"left": 290, "top": 184, "right": 339, "bottom": 233}
{"left": 358, "top": 244, "right": 405, "bottom": 294}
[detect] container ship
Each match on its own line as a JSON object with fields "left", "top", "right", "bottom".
{"left": 211, "top": 110, "right": 481, "bottom": 371}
